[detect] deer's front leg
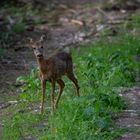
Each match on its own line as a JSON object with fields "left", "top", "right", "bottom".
{"left": 40, "top": 79, "right": 46, "bottom": 114}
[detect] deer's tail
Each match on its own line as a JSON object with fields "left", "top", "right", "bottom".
{"left": 63, "top": 47, "right": 71, "bottom": 54}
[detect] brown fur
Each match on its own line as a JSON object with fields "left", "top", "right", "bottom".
{"left": 30, "top": 36, "right": 80, "bottom": 113}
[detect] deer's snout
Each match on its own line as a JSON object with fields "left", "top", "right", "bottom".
{"left": 36, "top": 53, "right": 43, "bottom": 57}
{"left": 35, "top": 50, "right": 43, "bottom": 58}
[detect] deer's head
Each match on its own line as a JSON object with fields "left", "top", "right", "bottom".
{"left": 29, "top": 35, "right": 45, "bottom": 58}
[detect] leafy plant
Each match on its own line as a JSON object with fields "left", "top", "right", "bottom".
{"left": 0, "top": 32, "right": 12, "bottom": 46}
{"left": 0, "top": 47, "right": 5, "bottom": 56}
{"left": 12, "top": 22, "right": 26, "bottom": 33}
{"left": 16, "top": 69, "right": 41, "bottom": 102}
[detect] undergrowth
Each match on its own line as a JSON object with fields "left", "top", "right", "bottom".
{"left": 3, "top": 34, "right": 140, "bottom": 140}
{"left": 0, "top": 4, "right": 44, "bottom": 47}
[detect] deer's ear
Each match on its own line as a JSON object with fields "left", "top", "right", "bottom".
{"left": 39, "top": 35, "right": 46, "bottom": 43}
{"left": 27, "top": 37, "right": 33, "bottom": 44}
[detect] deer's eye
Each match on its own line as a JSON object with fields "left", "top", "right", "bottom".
{"left": 41, "top": 46, "right": 43, "bottom": 48}
{"left": 33, "top": 48, "right": 35, "bottom": 50}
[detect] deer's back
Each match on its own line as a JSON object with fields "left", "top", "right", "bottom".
{"left": 46, "top": 52, "right": 72, "bottom": 79}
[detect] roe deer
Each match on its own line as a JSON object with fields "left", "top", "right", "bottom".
{"left": 29, "top": 35, "right": 80, "bottom": 113}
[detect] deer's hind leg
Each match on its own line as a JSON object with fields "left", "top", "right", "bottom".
{"left": 55, "top": 79, "right": 65, "bottom": 109}
{"left": 67, "top": 73, "right": 80, "bottom": 97}
{"left": 51, "top": 80, "right": 56, "bottom": 113}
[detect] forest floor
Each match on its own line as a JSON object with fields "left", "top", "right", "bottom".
{"left": 117, "top": 87, "right": 140, "bottom": 140}
{"left": 0, "top": 1, "right": 140, "bottom": 139}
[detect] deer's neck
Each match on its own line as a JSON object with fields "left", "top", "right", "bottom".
{"left": 36, "top": 56, "right": 47, "bottom": 73}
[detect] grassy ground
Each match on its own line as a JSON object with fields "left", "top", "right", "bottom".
{"left": 1, "top": 2, "right": 140, "bottom": 140}
{"left": 2, "top": 33, "right": 140, "bottom": 140}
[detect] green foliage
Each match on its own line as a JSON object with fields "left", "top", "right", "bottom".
{"left": 3, "top": 34, "right": 140, "bottom": 140}
{"left": 123, "top": 13, "right": 140, "bottom": 31}
{"left": 0, "top": 4, "right": 43, "bottom": 36}
{"left": 0, "top": 47, "right": 5, "bottom": 56}
{"left": 12, "top": 22, "right": 26, "bottom": 33}
{"left": 44, "top": 35, "right": 140, "bottom": 140}
{"left": 3, "top": 111, "right": 44, "bottom": 140}
{"left": 0, "top": 4, "right": 43, "bottom": 47}
{"left": 0, "top": 32, "right": 12, "bottom": 46}
{"left": 130, "top": 14, "right": 140, "bottom": 29}
{"left": 16, "top": 69, "right": 41, "bottom": 102}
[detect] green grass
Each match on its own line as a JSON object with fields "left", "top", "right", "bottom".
{"left": 0, "top": 4, "right": 46, "bottom": 48}
{"left": 3, "top": 34, "right": 140, "bottom": 140}
{"left": 0, "top": 4, "right": 44, "bottom": 35}
{"left": 0, "top": 47, "right": 5, "bottom": 56}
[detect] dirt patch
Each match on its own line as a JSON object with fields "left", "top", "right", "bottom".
{"left": 117, "top": 87, "right": 140, "bottom": 140}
